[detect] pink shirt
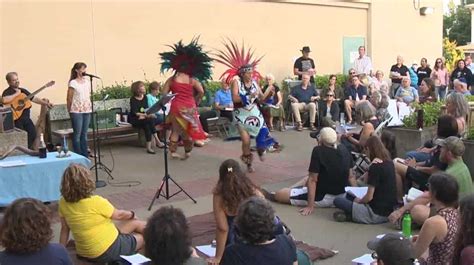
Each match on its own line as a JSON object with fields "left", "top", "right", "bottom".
{"left": 431, "top": 68, "right": 448, "bottom": 86}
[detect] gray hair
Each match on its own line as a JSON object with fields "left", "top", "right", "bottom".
{"left": 446, "top": 93, "right": 469, "bottom": 118}
{"left": 356, "top": 101, "right": 376, "bottom": 122}
{"left": 5, "top": 72, "right": 17, "bottom": 81}
{"left": 265, "top": 73, "right": 275, "bottom": 80}
{"left": 370, "top": 90, "right": 389, "bottom": 109}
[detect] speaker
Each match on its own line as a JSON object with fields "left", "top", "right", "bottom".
{"left": 0, "top": 107, "right": 15, "bottom": 133}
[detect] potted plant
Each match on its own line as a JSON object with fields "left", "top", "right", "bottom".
{"left": 463, "top": 127, "right": 474, "bottom": 179}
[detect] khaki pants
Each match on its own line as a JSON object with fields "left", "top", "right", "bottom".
{"left": 291, "top": 102, "right": 317, "bottom": 123}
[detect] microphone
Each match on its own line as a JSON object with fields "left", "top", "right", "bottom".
{"left": 83, "top": 72, "right": 101, "bottom": 79}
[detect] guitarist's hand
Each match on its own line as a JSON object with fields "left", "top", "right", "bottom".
{"left": 42, "top": 98, "right": 54, "bottom": 109}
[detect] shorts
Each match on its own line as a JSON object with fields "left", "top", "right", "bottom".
{"left": 289, "top": 186, "right": 341, "bottom": 208}
{"left": 352, "top": 203, "right": 388, "bottom": 224}
{"left": 87, "top": 233, "right": 137, "bottom": 263}
{"left": 405, "top": 166, "right": 430, "bottom": 191}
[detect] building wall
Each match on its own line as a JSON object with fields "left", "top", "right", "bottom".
{"left": 0, "top": 0, "right": 441, "bottom": 120}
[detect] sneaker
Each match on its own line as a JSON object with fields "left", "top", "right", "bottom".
{"left": 261, "top": 188, "right": 276, "bottom": 202}
{"left": 333, "top": 211, "right": 349, "bottom": 222}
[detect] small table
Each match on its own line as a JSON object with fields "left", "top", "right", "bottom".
{"left": 0, "top": 152, "right": 91, "bottom": 206}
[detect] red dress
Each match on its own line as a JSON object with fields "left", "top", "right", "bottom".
{"left": 168, "top": 80, "right": 206, "bottom": 140}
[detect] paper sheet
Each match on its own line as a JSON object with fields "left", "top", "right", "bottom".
{"left": 407, "top": 187, "right": 424, "bottom": 202}
{"left": 120, "top": 253, "right": 151, "bottom": 264}
{"left": 0, "top": 160, "right": 26, "bottom": 168}
{"left": 352, "top": 253, "right": 375, "bottom": 265}
{"left": 196, "top": 245, "right": 216, "bottom": 257}
{"left": 345, "top": 186, "right": 368, "bottom": 199}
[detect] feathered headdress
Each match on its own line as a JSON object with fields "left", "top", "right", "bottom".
{"left": 214, "top": 39, "right": 263, "bottom": 84}
{"left": 160, "top": 37, "right": 213, "bottom": 82}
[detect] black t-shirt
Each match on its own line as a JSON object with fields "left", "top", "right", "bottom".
{"left": 416, "top": 67, "right": 432, "bottom": 86}
{"left": 129, "top": 96, "right": 149, "bottom": 123}
{"left": 293, "top": 56, "right": 315, "bottom": 83}
{"left": 220, "top": 234, "right": 297, "bottom": 265}
{"left": 309, "top": 145, "right": 354, "bottom": 201}
{"left": 390, "top": 64, "right": 409, "bottom": 84}
{"left": 367, "top": 161, "right": 398, "bottom": 217}
{"left": 2, "top": 87, "right": 33, "bottom": 120}
{"left": 290, "top": 85, "right": 318, "bottom": 104}
{"left": 450, "top": 68, "right": 473, "bottom": 86}
{"left": 425, "top": 146, "right": 448, "bottom": 170}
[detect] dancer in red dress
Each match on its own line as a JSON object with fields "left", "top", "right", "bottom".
{"left": 160, "top": 38, "right": 212, "bottom": 160}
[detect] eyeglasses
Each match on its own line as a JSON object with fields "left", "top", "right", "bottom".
{"left": 328, "top": 94, "right": 335, "bottom": 97}
{"left": 350, "top": 72, "right": 356, "bottom": 74}
{"left": 436, "top": 61, "right": 442, "bottom": 63}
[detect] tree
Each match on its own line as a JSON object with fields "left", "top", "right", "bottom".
{"left": 444, "top": 0, "right": 472, "bottom": 45}
{"left": 443, "top": 37, "right": 464, "bottom": 72}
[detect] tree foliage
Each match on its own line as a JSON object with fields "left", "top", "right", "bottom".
{"left": 444, "top": 0, "right": 472, "bottom": 46}
{"left": 443, "top": 37, "right": 464, "bottom": 72}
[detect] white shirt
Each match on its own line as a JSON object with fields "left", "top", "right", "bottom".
{"left": 353, "top": 55, "right": 373, "bottom": 75}
{"left": 69, "top": 78, "right": 92, "bottom": 113}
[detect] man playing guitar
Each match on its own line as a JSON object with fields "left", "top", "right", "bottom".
{"left": 2, "top": 72, "right": 53, "bottom": 148}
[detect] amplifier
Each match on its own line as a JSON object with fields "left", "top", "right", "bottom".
{"left": 0, "top": 107, "right": 15, "bottom": 133}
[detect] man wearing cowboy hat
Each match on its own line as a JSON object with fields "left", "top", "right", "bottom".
{"left": 294, "top": 46, "right": 316, "bottom": 84}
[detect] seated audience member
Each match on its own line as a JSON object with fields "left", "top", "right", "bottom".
{"left": 333, "top": 136, "right": 398, "bottom": 224}
{"left": 413, "top": 173, "right": 459, "bottom": 265}
{"left": 129, "top": 80, "right": 161, "bottom": 154}
{"left": 144, "top": 206, "right": 206, "bottom": 265}
{"left": 450, "top": 59, "right": 473, "bottom": 89}
{"left": 263, "top": 127, "right": 355, "bottom": 215}
{"left": 213, "top": 80, "right": 234, "bottom": 122}
{"left": 341, "top": 101, "right": 379, "bottom": 153}
{"left": 370, "top": 70, "right": 389, "bottom": 95}
{"left": 446, "top": 92, "right": 469, "bottom": 137}
{"left": 395, "top": 76, "right": 419, "bottom": 105}
{"left": 418, "top": 78, "right": 437, "bottom": 104}
{"left": 262, "top": 74, "right": 286, "bottom": 131}
{"left": 453, "top": 194, "right": 474, "bottom": 265}
{"left": 405, "top": 114, "right": 459, "bottom": 162}
{"left": 381, "top": 130, "right": 398, "bottom": 160}
{"left": 344, "top": 75, "right": 368, "bottom": 124}
{"left": 322, "top": 74, "right": 344, "bottom": 101}
{"left": 59, "top": 164, "right": 146, "bottom": 263}
{"left": 289, "top": 73, "right": 319, "bottom": 131}
{"left": 319, "top": 90, "right": 340, "bottom": 128}
{"left": 369, "top": 233, "right": 415, "bottom": 265}
{"left": 208, "top": 159, "right": 264, "bottom": 265}
{"left": 0, "top": 198, "right": 72, "bottom": 265}
{"left": 344, "top": 68, "right": 358, "bottom": 91}
{"left": 369, "top": 90, "right": 390, "bottom": 121}
{"left": 220, "top": 197, "right": 297, "bottom": 265}
{"left": 453, "top": 78, "right": 471, "bottom": 96}
{"left": 145, "top": 81, "right": 166, "bottom": 148}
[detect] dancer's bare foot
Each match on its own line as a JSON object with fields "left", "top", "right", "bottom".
{"left": 171, "top": 152, "right": 182, "bottom": 159}
{"left": 247, "top": 165, "right": 255, "bottom": 173}
{"left": 181, "top": 152, "right": 191, "bottom": 160}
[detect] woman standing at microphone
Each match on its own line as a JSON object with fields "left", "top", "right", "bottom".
{"left": 67, "top": 62, "right": 92, "bottom": 157}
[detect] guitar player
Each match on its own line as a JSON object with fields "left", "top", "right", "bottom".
{"left": 2, "top": 72, "right": 53, "bottom": 148}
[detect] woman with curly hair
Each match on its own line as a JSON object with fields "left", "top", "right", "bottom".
{"left": 220, "top": 197, "right": 297, "bottom": 265}
{"left": 0, "top": 198, "right": 72, "bottom": 265}
{"left": 144, "top": 206, "right": 205, "bottom": 265}
{"left": 453, "top": 194, "right": 474, "bottom": 265}
{"left": 58, "top": 164, "right": 146, "bottom": 263}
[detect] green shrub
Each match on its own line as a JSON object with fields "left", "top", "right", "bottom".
{"left": 466, "top": 95, "right": 474, "bottom": 102}
{"left": 402, "top": 101, "right": 444, "bottom": 129}
{"left": 467, "top": 127, "right": 474, "bottom": 141}
{"left": 92, "top": 81, "right": 133, "bottom": 101}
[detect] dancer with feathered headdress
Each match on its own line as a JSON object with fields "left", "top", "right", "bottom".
{"left": 214, "top": 40, "right": 280, "bottom": 172}
{"left": 160, "top": 38, "right": 212, "bottom": 160}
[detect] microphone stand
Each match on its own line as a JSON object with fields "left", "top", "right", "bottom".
{"left": 87, "top": 75, "right": 106, "bottom": 188}
{"left": 90, "top": 96, "right": 114, "bottom": 182}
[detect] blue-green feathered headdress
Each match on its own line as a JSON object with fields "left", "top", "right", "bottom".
{"left": 160, "top": 37, "right": 213, "bottom": 82}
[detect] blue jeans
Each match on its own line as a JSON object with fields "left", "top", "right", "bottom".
{"left": 436, "top": 85, "right": 447, "bottom": 100}
{"left": 405, "top": 150, "right": 431, "bottom": 162}
{"left": 334, "top": 194, "right": 354, "bottom": 215}
{"left": 70, "top": 112, "right": 91, "bottom": 157}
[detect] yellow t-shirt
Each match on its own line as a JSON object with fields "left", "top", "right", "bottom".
{"left": 59, "top": 195, "right": 118, "bottom": 258}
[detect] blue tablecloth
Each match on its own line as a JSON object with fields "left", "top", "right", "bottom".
{"left": 0, "top": 152, "right": 91, "bottom": 206}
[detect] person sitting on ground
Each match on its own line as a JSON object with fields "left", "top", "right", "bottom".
{"left": 208, "top": 159, "right": 265, "bottom": 265}
{"left": 452, "top": 194, "right": 474, "bottom": 265}
{"left": 58, "top": 164, "right": 146, "bottom": 264}
{"left": 418, "top": 78, "right": 437, "bottom": 104}
{"left": 344, "top": 75, "right": 368, "bottom": 124}
{"left": 368, "top": 233, "right": 415, "bottom": 265}
{"left": 446, "top": 92, "right": 470, "bottom": 137}
{"left": 369, "top": 70, "right": 389, "bottom": 95}
{"left": 262, "top": 74, "right": 286, "bottom": 131}
{"left": 129, "top": 80, "right": 162, "bottom": 154}
{"left": 288, "top": 73, "right": 319, "bottom": 131}
{"left": 262, "top": 127, "right": 355, "bottom": 215}
{"left": 395, "top": 76, "right": 419, "bottom": 105}
{"left": 412, "top": 172, "right": 459, "bottom": 265}
{"left": 322, "top": 74, "right": 344, "bottom": 101}
{"left": 333, "top": 136, "right": 398, "bottom": 224}
{"left": 341, "top": 100, "right": 379, "bottom": 153}
{"left": 381, "top": 130, "right": 398, "bottom": 160}
{"left": 319, "top": 89, "right": 340, "bottom": 128}
{"left": 0, "top": 198, "right": 72, "bottom": 265}
{"left": 405, "top": 114, "right": 459, "bottom": 163}
{"left": 453, "top": 78, "right": 472, "bottom": 97}
{"left": 220, "top": 197, "right": 297, "bottom": 265}
{"left": 144, "top": 206, "right": 206, "bottom": 265}
{"left": 369, "top": 90, "right": 390, "bottom": 121}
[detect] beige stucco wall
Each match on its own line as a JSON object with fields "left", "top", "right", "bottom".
{"left": 0, "top": 0, "right": 441, "bottom": 120}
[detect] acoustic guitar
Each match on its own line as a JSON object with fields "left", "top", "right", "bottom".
{"left": 4, "top": 81, "right": 55, "bottom": 120}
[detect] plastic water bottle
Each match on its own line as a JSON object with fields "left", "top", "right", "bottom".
{"left": 402, "top": 212, "right": 412, "bottom": 238}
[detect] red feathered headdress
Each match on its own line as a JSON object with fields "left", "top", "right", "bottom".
{"left": 214, "top": 39, "right": 263, "bottom": 84}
